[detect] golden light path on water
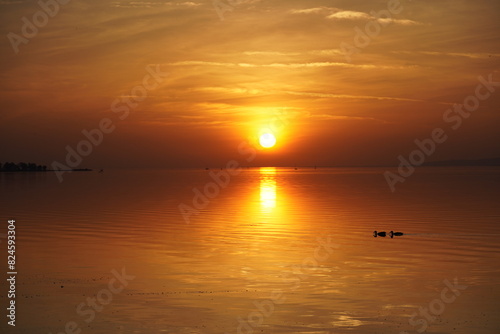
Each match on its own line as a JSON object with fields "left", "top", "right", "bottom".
{"left": 260, "top": 167, "right": 277, "bottom": 213}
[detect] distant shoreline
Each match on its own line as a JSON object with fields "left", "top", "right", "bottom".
{"left": 0, "top": 162, "right": 94, "bottom": 172}
{"left": 0, "top": 169, "right": 93, "bottom": 173}
{"left": 1, "top": 156, "right": 499, "bottom": 172}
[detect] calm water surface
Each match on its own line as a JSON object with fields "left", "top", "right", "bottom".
{"left": 1, "top": 167, "right": 499, "bottom": 334}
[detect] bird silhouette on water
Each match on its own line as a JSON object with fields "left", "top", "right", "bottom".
{"left": 373, "top": 231, "right": 404, "bottom": 238}
{"left": 390, "top": 231, "right": 404, "bottom": 238}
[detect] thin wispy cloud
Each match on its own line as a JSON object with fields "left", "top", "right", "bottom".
{"left": 309, "top": 114, "right": 384, "bottom": 122}
{"left": 192, "top": 86, "right": 432, "bottom": 105}
{"left": 327, "top": 10, "right": 422, "bottom": 25}
{"left": 110, "top": 1, "right": 202, "bottom": 8}
{"left": 243, "top": 49, "right": 346, "bottom": 57}
{"left": 309, "top": 49, "right": 344, "bottom": 56}
{"left": 394, "top": 51, "right": 500, "bottom": 59}
{"left": 289, "top": 7, "right": 338, "bottom": 15}
{"left": 327, "top": 10, "right": 371, "bottom": 20}
{"left": 167, "top": 60, "right": 410, "bottom": 70}
{"left": 243, "top": 51, "right": 301, "bottom": 56}
{"left": 283, "top": 90, "right": 430, "bottom": 103}
{"left": 291, "top": 7, "right": 423, "bottom": 26}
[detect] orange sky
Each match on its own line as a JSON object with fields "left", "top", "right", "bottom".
{"left": 1, "top": 0, "right": 499, "bottom": 168}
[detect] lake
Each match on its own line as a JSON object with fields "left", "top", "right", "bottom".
{"left": 1, "top": 167, "right": 499, "bottom": 334}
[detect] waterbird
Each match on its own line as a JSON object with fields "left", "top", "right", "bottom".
{"left": 376, "top": 231, "right": 500, "bottom": 238}
{"left": 373, "top": 231, "right": 386, "bottom": 237}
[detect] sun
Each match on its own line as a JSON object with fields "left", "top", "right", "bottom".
{"left": 259, "top": 133, "right": 276, "bottom": 148}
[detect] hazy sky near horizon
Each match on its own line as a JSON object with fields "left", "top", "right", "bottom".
{"left": 1, "top": 0, "right": 499, "bottom": 168}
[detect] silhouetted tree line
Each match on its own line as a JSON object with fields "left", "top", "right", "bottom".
{"left": 0, "top": 162, "right": 47, "bottom": 172}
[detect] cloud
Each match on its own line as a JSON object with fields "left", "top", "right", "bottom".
{"left": 282, "top": 90, "right": 429, "bottom": 103}
{"left": 243, "top": 49, "right": 345, "bottom": 57}
{"left": 292, "top": 7, "right": 423, "bottom": 26}
{"left": 110, "top": 1, "right": 202, "bottom": 8}
{"left": 289, "top": 7, "right": 337, "bottom": 15}
{"left": 394, "top": 51, "right": 500, "bottom": 59}
{"left": 327, "top": 10, "right": 372, "bottom": 20}
{"left": 383, "top": 19, "right": 423, "bottom": 26}
{"left": 167, "top": 60, "right": 409, "bottom": 70}
{"left": 191, "top": 86, "right": 434, "bottom": 105}
{"left": 327, "top": 10, "right": 423, "bottom": 25}
{"left": 309, "top": 114, "right": 385, "bottom": 122}
{"left": 243, "top": 51, "right": 301, "bottom": 56}
{"left": 309, "top": 49, "right": 344, "bottom": 56}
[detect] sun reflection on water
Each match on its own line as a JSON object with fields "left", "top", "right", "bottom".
{"left": 259, "top": 167, "right": 277, "bottom": 212}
